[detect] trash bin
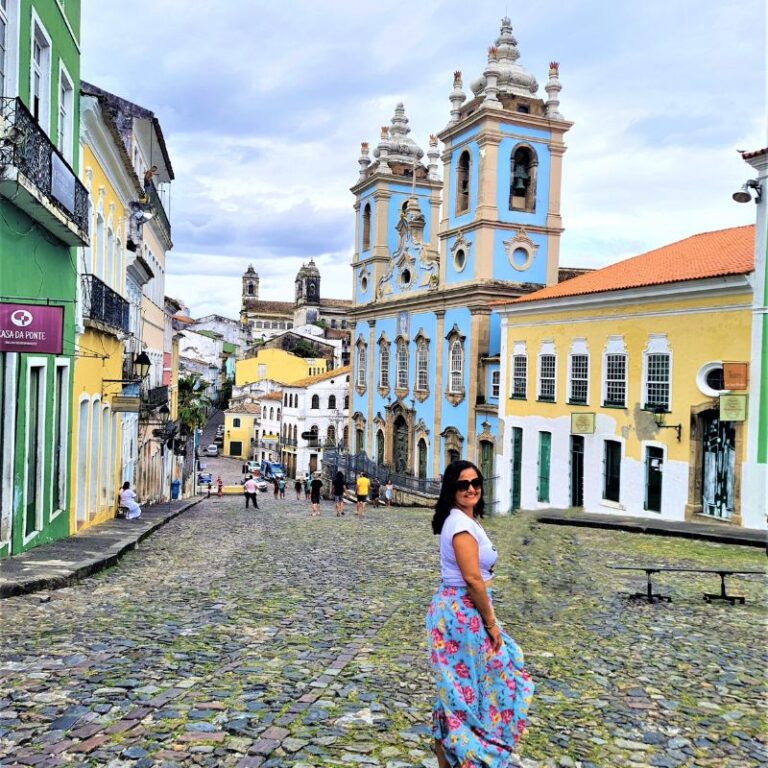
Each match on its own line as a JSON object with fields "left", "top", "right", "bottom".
{"left": 171, "top": 479, "right": 181, "bottom": 500}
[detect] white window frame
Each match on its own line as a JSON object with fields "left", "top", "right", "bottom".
{"left": 0, "top": 0, "right": 9, "bottom": 99}
{"left": 415, "top": 340, "right": 429, "bottom": 391}
{"left": 568, "top": 338, "right": 590, "bottom": 405}
{"left": 511, "top": 340, "right": 528, "bottom": 399}
{"left": 50, "top": 359, "right": 69, "bottom": 519}
{"left": 491, "top": 370, "right": 500, "bottom": 399}
{"left": 57, "top": 59, "right": 73, "bottom": 162}
{"left": 396, "top": 340, "right": 408, "bottom": 390}
{"left": 378, "top": 342, "right": 389, "bottom": 389}
{"left": 29, "top": 10, "right": 51, "bottom": 131}
{"left": 642, "top": 334, "right": 672, "bottom": 411}
{"left": 23, "top": 357, "right": 47, "bottom": 543}
{"left": 356, "top": 344, "right": 367, "bottom": 388}
{"left": 537, "top": 342, "right": 557, "bottom": 402}
{"left": 602, "top": 336, "right": 627, "bottom": 408}
{"left": 448, "top": 339, "right": 464, "bottom": 394}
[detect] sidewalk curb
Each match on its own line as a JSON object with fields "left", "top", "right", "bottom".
{"left": 0, "top": 497, "right": 205, "bottom": 599}
{"left": 534, "top": 513, "right": 766, "bottom": 548}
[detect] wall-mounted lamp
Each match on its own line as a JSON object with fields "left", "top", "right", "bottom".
{"left": 158, "top": 403, "right": 171, "bottom": 425}
{"left": 653, "top": 406, "right": 681, "bottom": 441}
{"left": 732, "top": 179, "right": 762, "bottom": 204}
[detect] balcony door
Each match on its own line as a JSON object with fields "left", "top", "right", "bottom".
{"left": 31, "top": 17, "right": 51, "bottom": 131}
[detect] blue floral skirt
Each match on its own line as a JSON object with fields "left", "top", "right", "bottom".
{"left": 426, "top": 584, "right": 534, "bottom": 767}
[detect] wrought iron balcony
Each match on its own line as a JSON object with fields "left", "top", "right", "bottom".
{"left": 143, "top": 181, "right": 171, "bottom": 243}
{"left": 0, "top": 96, "right": 89, "bottom": 245}
{"left": 145, "top": 385, "right": 169, "bottom": 408}
{"left": 82, "top": 273, "right": 129, "bottom": 334}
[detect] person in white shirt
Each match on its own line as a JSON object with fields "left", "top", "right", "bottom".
{"left": 426, "top": 460, "right": 535, "bottom": 767}
{"left": 243, "top": 476, "right": 260, "bottom": 509}
{"left": 119, "top": 482, "right": 141, "bottom": 520}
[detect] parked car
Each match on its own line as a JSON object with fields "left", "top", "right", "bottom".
{"left": 243, "top": 460, "right": 260, "bottom": 475}
{"left": 214, "top": 435, "right": 224, "bottom": 444}
{"left": 205, "top": 444, "right": 219, "bottom": 456}
{"left": 260, "top": 460, "right": 286, "bottom": 481}
{"left": 198, "top": 472, "right": 213, "bottom": 485}
{"left": 254, "top": 478, "right": 269, "bottom": 492}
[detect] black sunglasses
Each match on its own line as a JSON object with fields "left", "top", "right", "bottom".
{"left": 455, "top": 477, "right": 482, "bottom": 492}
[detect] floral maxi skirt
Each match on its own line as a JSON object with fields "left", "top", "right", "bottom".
{"left": 426, "top": 584, "right": 534, "bottom": 767}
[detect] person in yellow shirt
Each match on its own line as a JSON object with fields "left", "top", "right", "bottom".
{"left": 355, "top": 472, "right": 370, "bottom": 516}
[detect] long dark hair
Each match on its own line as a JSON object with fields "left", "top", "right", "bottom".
{"left": 431, "top": 460, "right": 485, "bottom": 535}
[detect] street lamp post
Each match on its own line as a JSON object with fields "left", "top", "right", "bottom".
{"left": 157, "top": 403, "right": 174, "bottom": 513}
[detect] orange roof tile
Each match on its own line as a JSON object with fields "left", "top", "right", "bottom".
{"left": 740, "top": 147, "right": 768, "bottom": 159}
{"left": 508, "top": 225, "right": 754, "bottom": 305}
{"left": 287, "top": 365, "right": 351, "bottom": 388}
{"left": 259, "top": 391, "right": 283, "bottom": 401}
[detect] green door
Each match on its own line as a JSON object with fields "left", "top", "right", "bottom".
{"left": 510, "top": 427, "right": 522, "bottom": 511}
{"left": 377, "top": 430, "right": 385, "bottom": 466}
{"left": 230, "top": 441, "right": 243, "bottom": 457}
{"left": 537, "top": 432, "right": 551, "bottom": 503}
{"left": 479, "top": 440, "right": 494, "bottom": 513}
{"left": 393, "top": 416, "right": 409, "bottom": 474}
{"left": 418, "top": 439, "right": 427, "bottom": 478}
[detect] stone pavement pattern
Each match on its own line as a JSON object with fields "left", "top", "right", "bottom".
{"left": 0, "top": 494, "right": 765, "bottom": 768}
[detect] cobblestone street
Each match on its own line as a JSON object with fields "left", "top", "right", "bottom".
{"left": 1, "top": 496, "right": 765, "bottom": 768}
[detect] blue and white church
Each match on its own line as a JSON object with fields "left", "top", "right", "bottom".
{"left": 348, "top": 18, "right": 572, "bottom": 509}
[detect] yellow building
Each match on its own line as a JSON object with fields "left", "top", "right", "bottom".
{"left": 235, "top": 349, "right": 326, "bottom": 387}
{"left": 223, "top": 404, "right": 262, "bottom": 460}
{"left": 496, "top": 226, "right": 757, "bottom": 528}
{"left": 71, "top": 94, "right": 142, "bottom": 531}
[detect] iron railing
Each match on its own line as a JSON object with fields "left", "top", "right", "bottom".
{"left": 144, "top": 181, "right": 171, "bottom": 241}
{"left": 82, "top": 273, "right": 129, "bottom": 333}
{"left": 0, "top": 96, "right": 89, "bottom": 234}
{"left": 145, "top": 385, "right": 169, "bottom": 408}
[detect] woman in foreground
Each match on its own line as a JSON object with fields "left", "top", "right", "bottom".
{"left": 426, "top": 461, "right": 534, "bottom": 767}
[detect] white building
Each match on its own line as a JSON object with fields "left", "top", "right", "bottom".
{"left": 193, "top": 314, "right": 244, "bottom": 353}
{"left": 279, "top": 367, "right": 350, "bottom": 479}
{"left": 254, "top": 392, "right": 284, "bottom": 465}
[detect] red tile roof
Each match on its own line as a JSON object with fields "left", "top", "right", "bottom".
{"left": 287, "top": 365, "right": 351, "bottom": 388}
{"left": 739, "top": 147, "right": 768, "bottom": 159}
{"left": 507, "top": 225, "right": 754, "bottom": 305}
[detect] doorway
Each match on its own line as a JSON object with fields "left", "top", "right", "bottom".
{"left": 229, "top": 441, "right": 242, "bottom": 458}
{"left": 376, "top": 430, "right": 384, "bottom": 466}
{"left": 417, "top": 438, "right": 427, "bottom": 479}
{"left": 701, "top": 410, "right": 735, "bottom": 519}
{"left": 570, "top": 435, "right": 584, "bottom": 507}
{"left": 510, "top": 427, "right": 522, "bottom": 511}
{"left": 644, "top": 446, "right": 663, "bottom": 512}
{"left": 479, "top": 440, "right": 494, "bottom": 512}
{"left": 393, "top": 415, "right": 408, "bottom": 474}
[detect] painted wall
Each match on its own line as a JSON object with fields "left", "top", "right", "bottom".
{"left": 498, "top": 288, "right": 755, "bottom": 524}
{"left": 236, "top": 349, "right": 326, "bottom": 387}
{"left": 224, "top": 412, "right": 257, "bottom": 459}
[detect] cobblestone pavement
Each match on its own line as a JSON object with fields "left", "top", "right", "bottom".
{"left": 1, "top": 495, "right": 766, "bottom": 768}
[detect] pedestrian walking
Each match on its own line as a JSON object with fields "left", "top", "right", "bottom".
{"left": 243, "top": 476, "right": 260, "bottom": 509}
{"left": 426, "top": 461, "right": 534, "bottom": 767}
{"left": 294, "top": 478, "right": 303, "bottom": 500}
{"left": 207, "top": 482, "right": 212, "bottom": 498}
{"left": 332, "top": 470, "right": 346, "bottom": 516}
{"left": 304, "top": 473, "right": 312, "bottom": 501}
{"left": 273, "top": 479, "right": 279, "bottom": 499}
{"left": 355, "top": 472, "right": 370, "bottom": 516}
{"left": 384, "top": 479, "right": 393, "bottom": 506}
{"left": 216, "top": 476, "right": 223, "bottom": 497}
{"left": 119, "top": 482, "right": 142, "bottom": 520}
{"left": 310, "top": 472, "right": 323, "bottom": 516}
{"left": 369, "top": 477, "right": 381, "bottom": 506}
{"left": 278, "top": 477, "right": 286, "bottom": 498}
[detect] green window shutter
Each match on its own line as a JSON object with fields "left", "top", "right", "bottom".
{"left": 537, "top": 431, "right": 551, "bottom": 503}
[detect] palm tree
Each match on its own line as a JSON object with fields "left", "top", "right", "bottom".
{"left": 177, "top": 375, "right": 211, "bottom": 433}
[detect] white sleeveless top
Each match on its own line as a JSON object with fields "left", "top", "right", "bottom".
{"left": 439, "top": 509, "right": 497, "bottom": 586}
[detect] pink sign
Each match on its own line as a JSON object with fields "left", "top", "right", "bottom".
{"left": 0, "top": 303, "right": 64, "bottom": 354}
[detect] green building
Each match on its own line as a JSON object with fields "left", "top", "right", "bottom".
{"left": 0, "top": 0, "right": 89, "bottom": 556}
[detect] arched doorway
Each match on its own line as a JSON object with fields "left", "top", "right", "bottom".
{"left": 393, "top": 415, "right": 409, "bottom": 474}
{"left": 479, "top": 440, "right": 494, "bottom": 511}
{"left": 417, "top": 438, "right": 428, "bottom": 479}
{"left": 376, "top": 430, "right": 385, "bottom": 466}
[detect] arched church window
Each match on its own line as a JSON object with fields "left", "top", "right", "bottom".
{"left": 510, "top": 146, "right": 537, "bottom": 211}
{"left": 449, "top": 339, "right": 464, "bottom": 394}
{"left": 344, "top": 395, "right": 349, "bottom": 410}
{"left": 311, "top": 394, "right": 320, "bottom": 409}
{"left": 396, "top": 340, "right": 409, "bottom": 390}
{"left": 416, "top": 340, "right": 429, "bottom": 392}
{"left": 362, "top": 203, "right": 371, "bottom": 251}
{"left": 379, "top": 343, "right": 390, "bottom": 390}
{"left": 456, "top": 150, "right": 470, "bottom": 215}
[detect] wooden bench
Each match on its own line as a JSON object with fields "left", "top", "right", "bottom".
{"left": 607, "top": 565, "right": 765, "bottom": 605}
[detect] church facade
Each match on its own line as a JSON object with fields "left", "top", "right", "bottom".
{"left": 240, "top": 262, "right": 352, "bottom": 344}
{"left": 348, "top": 18, "right": 571, "bottom": 512}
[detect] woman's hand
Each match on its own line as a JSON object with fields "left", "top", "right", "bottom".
{"left": 487, "top": 623, "right": 502, "bottom": 653}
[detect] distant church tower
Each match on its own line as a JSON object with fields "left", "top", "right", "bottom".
{"left": 348, "top": 17, "right": 571, "bottom": 482}
{"left": 294, "top": 259, "right": 321, "bottom": 326}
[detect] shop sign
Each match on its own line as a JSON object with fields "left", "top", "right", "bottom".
{"left": 0, "top": 303, "right": 63, "bottom": 354}
{"left": 723, "top": 362, "right": 749, "bottom": 390}
{"left": 719, "top": 394, "right": 747, "bottom": 422}
{"left": 111, "top": 396, "right": 141, "bottom": 413}
{"left": 570, "top": 412, "right": 596, "bottom": 434}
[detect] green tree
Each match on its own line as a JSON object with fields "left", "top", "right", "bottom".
{"left": 177, "top": 376, "right": 210, "bottom": 433}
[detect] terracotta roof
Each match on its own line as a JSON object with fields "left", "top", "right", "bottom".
{"left": 505, "top": 225, "right": 754, "bottom": 305}
{"left": 244, "top": 300, "right": 293, "bottom": 314}
{"left": 259, "top": 391, "right": 283, "bottom": 401}
{"left": 740, "top": 147, "right": 768, "bottom": 159}
{"left": 226, "top": 403, "right": 262, "bottom": 415}
{"left": 287, "top": 365, "right": 351, "bottom": 389}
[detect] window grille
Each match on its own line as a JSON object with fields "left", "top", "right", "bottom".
{"left": 396, "top": 341, "right": 408, "bottom": 389}
{"left": 570, "top": 354, "right": 588, "bottom": 404}
{"left": 645, "top": 353, "right": 670, "bottom": 409}
{"left": 512, "top": 355, "right": 527, "bottom": 398}
{"left": 416, "top": 342, "right": 429, "bottom": 391}
{"left": 539, "top": 354, "right": 556, "bottom": 401}
{"left": 449, "top": 340, "right": 464, "bottom": 393}
{"left": 379, "top": 344, "right": 389, "bottom": 389}
{"left": 491, "top": 370, "right": 500, "bottom": 399}
{"left": 356, "top": 346, "right": 367, "bottom": 387}
{"left": 604, "top": 354, "right": 626, "bottom": 406}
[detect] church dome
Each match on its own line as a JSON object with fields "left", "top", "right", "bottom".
{"left": 470, "top": 17, "right": 538, "bottom": 99}
{"left": 373, "top": 103, "right": 425, "bottom": 166}
{"left": 304, "top": 259, "right": 321, "bottom": 277}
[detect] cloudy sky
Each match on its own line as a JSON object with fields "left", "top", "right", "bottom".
{"left": 82, "top": 1, "right": 765, "bottom": 319}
